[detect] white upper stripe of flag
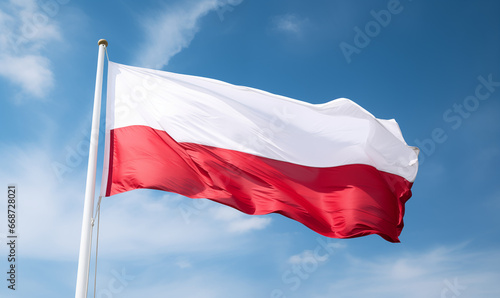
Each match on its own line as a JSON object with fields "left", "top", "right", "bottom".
{"left": 106, "top": 62, "right": 419, "bottom": 182}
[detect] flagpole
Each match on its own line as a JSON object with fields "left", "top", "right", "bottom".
{"left": 75, "top": 39, "right": 108, "bottom": 298}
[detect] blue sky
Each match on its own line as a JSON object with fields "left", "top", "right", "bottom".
{"left": 0, "top": 0, "right": 499, "bottom": 297}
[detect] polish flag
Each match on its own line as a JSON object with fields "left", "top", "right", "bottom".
{"left": 101, "top": 62, "right": 419, "bottom": 242}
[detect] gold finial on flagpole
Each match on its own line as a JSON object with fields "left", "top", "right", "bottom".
{"left": 98, "top": 39, "right": 108, "bottom": 47}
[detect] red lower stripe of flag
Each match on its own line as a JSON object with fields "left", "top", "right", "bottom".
{"left": 105, "top": 125, "right": 413, "bottom": 242}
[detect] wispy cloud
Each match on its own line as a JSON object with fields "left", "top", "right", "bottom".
{"left": 0, "top": 54, "right": 53, "bottom": 97}
{"left": 0, "top": 0, "right": 62, "bottom": 99}
{"left": 175, "top": 257, "right": 192, "bottom": 269}
{"left": 134, "top": 0, "right": 243, "bottom": 69}
{"left": 113, "top": 271, "right": 260, "bottom": 298}
{"left": 212, "top": 206, "right": 272, "bottom": 233}
{"left": 95, "top": 193, "right": 272, "bottom": 260}
{"left": 271, "top": 13, "right": 309, "bottom": 36}
{"left": 0, "top": 144, "right": 83, "bottom": 261}
{"left": 316, "top": 244, "right": 500, "bottom": 298}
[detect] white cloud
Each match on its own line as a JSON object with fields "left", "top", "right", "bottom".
{"left": 0, "top": 145, "right": 84, "bottom": 261}
{"left": 212, "top": 204, "right": 242, "bottom": 221}
{"left": 212, "top": 205, "right": 272, "bottom": 233}
{"left": 113, "top": 271, "right": 259, "bottom": 298}
{"left": 316, "top": 244, "right": 500, "bottom": 298}
{"left": 175, "top": 257, "right": 192, "bottom": 269}
{"left": 0, "top": 0, "right": 61, "bottom": 99}
{"left": 95, "top": 194, "right": 234, "bottom": 259}
{"left": 271, "top": 13, "right": 309, "bottom": 36}
{"left": 80, "top": 192, "right": 271, "bottom": 261}
{"left": 228, "top": 216, "right": 272, "bottom": 233}
{"left": 289, "top": 250, "right": 328, "bottom": 265}
{"left": 134, "top": 0, "right": 243, "bottom": 69}
{"left": 0, "top": 54, "right": 53, "bottom": 97}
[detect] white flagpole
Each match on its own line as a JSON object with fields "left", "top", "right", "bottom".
{"left": 75, "top": 39, "right": 108, "bottom": 298}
